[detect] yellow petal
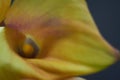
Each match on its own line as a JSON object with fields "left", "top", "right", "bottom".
{"left": 3, "top": 0, "right": 120, "bottom": 79}
{"left": 0, "top": 0, "right": 11, "bottom": 23}
{"left": 0, "top": 27, "right": 45, "bottom": 80}
{"left": 5, "top": 0, "right": 97, "bottom": 31}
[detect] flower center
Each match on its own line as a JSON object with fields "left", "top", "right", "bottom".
{"left": 18, "top": 38, "right": 39, "bottom": 58}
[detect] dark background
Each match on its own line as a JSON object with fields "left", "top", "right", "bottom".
{"left": 82, "top": 0, "right": 120, "bottom": 80}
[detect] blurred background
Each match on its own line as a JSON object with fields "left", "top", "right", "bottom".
{"left": 82, "top": 0, "right": 120, "bottom": 80}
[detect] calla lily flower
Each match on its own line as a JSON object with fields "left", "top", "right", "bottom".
{"left": 0, "top": 0, "right": 119, "bottom": 80}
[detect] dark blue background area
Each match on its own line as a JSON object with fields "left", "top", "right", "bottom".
{"left": 82, "top": 0, "right": 120, "bottom": 80}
